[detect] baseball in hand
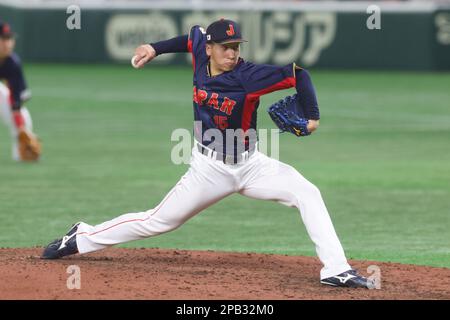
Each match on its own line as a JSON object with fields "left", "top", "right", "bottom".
{"left": 131, "top": 55, "right": 139, "bottom": 69}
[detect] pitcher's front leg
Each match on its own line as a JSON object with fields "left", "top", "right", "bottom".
{"left": 41, "top": 150, "right": 237, "bottom": 257}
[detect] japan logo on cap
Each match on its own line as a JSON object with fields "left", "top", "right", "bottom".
{"left": 226, "top": 24, "right": 235, "bottom": 36}
{"left": 3, "top": 23, "right": 10, "bottom": 34}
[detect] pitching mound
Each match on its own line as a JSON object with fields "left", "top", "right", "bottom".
{"left": 0, "top": 248, "right": 448, "bottom": 300}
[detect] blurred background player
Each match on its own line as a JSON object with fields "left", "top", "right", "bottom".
{"left": 0, "top": 21, "right": 39, "bottom": 162}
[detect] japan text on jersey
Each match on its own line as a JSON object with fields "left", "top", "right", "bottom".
{"left": 188, "top": 25, "right": 297, "bottom": 155}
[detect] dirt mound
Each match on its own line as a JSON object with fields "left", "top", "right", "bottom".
{"left": 0, "top": 248, "right": 448, "bottom": 300}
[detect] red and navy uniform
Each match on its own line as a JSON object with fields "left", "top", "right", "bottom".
{"left": 151, "top": 25, "right": 320, "bottom": 155}
{"left": 0, "top": 52, "right": 30, "bottom": 111}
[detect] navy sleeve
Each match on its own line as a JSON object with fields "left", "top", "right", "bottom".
{"left": 150, "top": 35, "right": 189, "bottom": 56}
{"left": 0, "top": 54, "right": 29, "bottom": 111}
{"left": 187, "top": 25, "right": 209, "bottom": 68}
{"left": 239, "top": 62, "right": 296, "bottom": 95}
{"left": 295, "top": 68, "right": 320, "bottom": 120}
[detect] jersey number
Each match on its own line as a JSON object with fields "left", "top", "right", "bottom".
{"left": 214, "top": 116, "right": 229, "bottom": 130}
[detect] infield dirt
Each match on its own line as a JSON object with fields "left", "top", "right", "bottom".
{"left": 0, "top": 248, "right": 449, "bottom": 299}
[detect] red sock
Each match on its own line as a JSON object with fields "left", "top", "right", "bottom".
{"left": 13, "top": 112, "right": 25, "bottom": 128}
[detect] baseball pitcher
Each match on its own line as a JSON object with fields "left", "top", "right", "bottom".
{"left": 0, "top": 21, "right": 41, "bottom": 162}
{"left": 42, "top": 19, "right": 371, "bottom": 288}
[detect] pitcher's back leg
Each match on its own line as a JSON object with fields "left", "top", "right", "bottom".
{"left": 239, "top": 152, "right": 351, "bottom": 279}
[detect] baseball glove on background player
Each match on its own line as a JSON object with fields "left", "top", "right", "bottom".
{"left": 267, "top": 94, "right": 310, "bottom": 137}
{"left": 18, "top": 129, "right": 42, "bottom": 161}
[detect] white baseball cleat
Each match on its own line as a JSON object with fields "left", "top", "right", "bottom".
{"left": 321, "top": 269, "right": 373, "bottom": 289}
{"left": 41, "top": 223, "right": 80, "bottom": 259}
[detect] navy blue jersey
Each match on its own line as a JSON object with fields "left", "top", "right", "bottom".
{"left": 187, "top": 26, "right": 297, "bottom": 154}
{"left": 0, "top": 53, "right": 29, "bottom": 110}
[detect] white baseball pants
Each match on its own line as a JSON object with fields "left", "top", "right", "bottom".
{"left": 76, "top": 143, "right": 351, "bottom": 279}
{"left": 0, "top": 82, "right": 33, "bottom": 161}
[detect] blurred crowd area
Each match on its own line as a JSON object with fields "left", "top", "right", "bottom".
{"left": 3, "top": 0, "right": 450, "bottom": 6}
{"left": 89, "top": 0, "right": 450, "bottom": 2}
{"left": 11, "top": 0, "right": 450, "bottom": 3}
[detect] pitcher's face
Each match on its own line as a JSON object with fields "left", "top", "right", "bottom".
{"left": 0, "top": 37, "right": 15, "bottom": 60}
{"left": 206, "top": 42, "right": 240, "bottom": 72}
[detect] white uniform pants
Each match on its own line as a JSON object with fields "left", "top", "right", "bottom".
{"left": 0, "top": 82, "right": 33, "bottom": 161}
{"left": 76, "top": 143, "right": 351, "bottom": 279}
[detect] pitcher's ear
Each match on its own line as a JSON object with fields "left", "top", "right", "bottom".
{"left": 206, "top": 43, "right": 213, "bottom": 57}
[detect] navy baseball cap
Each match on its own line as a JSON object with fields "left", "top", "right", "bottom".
{"left": 0, "top": 21, "right": 15, "bottom": 38}
{"left": 206, "top": 19, "right": 247, "bottom": 44}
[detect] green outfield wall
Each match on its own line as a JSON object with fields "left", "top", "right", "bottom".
{"left": 1, "top": 4, "right": 449, "bottom": 70}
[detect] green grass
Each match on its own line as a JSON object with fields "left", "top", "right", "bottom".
{"left": 1, "top": 64, "right": 449, "bottom": 268}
